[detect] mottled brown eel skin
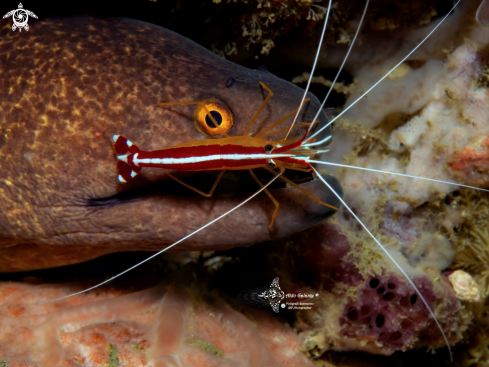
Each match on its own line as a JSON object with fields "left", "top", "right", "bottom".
{"left": 0, "top": 16, "right": 342, "bottom": 272}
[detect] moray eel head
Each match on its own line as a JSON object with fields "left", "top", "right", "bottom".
{"left": 0, "top": 16, "right": 341, "bottom": 271}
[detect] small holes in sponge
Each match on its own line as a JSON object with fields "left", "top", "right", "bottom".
{"left": 347, "top": 309, "right": 359, "bottom": 321}
{"left": 376, "top": 314, "right": 385, "bottom": 328}
{"left": 370, "top": 278, "right": 380, "bottom": 288}
{"left": 410, "top": 294, "right": 418, "bottom": 305}
{"left": 341, "top": 275, "right": 434, "bottom": 350}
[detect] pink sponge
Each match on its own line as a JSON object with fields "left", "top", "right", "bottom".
{"left": 340, "top": 274, "right": 436, "bottom": 352}
{"left": 269, "top": 222, "right": 465, "bottom": 355}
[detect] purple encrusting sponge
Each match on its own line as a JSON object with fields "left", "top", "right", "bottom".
{"left": 340, "top": 274, "right": 436, "bottom": 351}
{"left": 284, "top": 222, "right": 467, "bottom": 355}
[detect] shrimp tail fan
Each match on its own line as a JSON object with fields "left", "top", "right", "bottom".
{"left": 113, "top": 135, "right": 142, "bottom": 183}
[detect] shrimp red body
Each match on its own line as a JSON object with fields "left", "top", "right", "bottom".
{"left": 112, "top": 110, "right": 336, "bottom": 230}
{"left": 113, "top": 135, "right": 312, "bottom": 182}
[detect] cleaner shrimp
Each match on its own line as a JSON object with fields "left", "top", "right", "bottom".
{"left": 41, "top": 0, "right": 488, "bottom": 360}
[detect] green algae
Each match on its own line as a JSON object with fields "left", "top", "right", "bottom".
{"left": 130, "top": 341, "right": 141, "bottom": 353}
{"left": 105, "top": 344, "right": 119, "bottom": 367}
{"left": 185, "top": 335, "right": 224, "bottom": 358}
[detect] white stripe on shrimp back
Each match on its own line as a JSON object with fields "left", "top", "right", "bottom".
{"left": 132, "top": 153, "right": 296, "bottom": 166}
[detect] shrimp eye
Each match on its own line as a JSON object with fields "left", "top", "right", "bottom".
{"left": 194, "top": 98, "right": 234, "bottom": 137}
{"left": 266, "top": 160, "right": 276, "bottom": 169}
{"left": 264, "top": 144, "right": 273, "bottom": 153}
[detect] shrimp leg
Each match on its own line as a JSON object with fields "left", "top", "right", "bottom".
{"left": 249, "top": 169, "right": 280, "bottom": 228}
{"left": 264, "top": 166, "right": 338, "bottom": 211}
{"left": 166, "top": 170, "right": 226, "bottom": 198}
{"left": 244, "top": 82, "right": 274, "bottom": 135}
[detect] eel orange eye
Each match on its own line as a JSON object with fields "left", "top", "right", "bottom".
{"left": 194, "top": 98, "right": 234, "bottom": 137}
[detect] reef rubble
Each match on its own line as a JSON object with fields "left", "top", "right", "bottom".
{"left": 288, "top": 3, "right": 489, "bottom": 363}
{"left": 0, "top": 276, "right": 316, "bottom": 367}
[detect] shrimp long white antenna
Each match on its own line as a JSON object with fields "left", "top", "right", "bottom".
{"left": 39, "top": 172, "right": 282, "bottom": 304}
{"left": 307, "top": 164, "right": 453, "bottom": 361}
{"left": 284, "top": 0, "right": 332, "bottom": 139}
{"left": 304, "top": 0, "right": 462, "bottom": 147}
{"left": 309, "top": 160, "right": 489, "bottom": 193}
{"left": 303, "top": 0, "right": 370, "bottom": 140}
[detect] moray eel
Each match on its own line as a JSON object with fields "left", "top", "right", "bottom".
{"left": 0, "top": 17, "right": 341, "bottom": 272}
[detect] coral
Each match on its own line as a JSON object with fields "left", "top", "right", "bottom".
{"left": 449, "top": 139, "right": 489, "bottom": 186}
{"left": 453, "top": 224, "right": 489, "bottom": 299}
{"left": 0, "top": 276, "right": 315, "bottom": 367}
{"left": 145, "top": 0, "right": 444, "bottom": 58}
{"left": 445, "top": 187, "right": 489, "bottom": 301}
{"left": 325, "top": 34, "right": 489, "bottom": 301}
{"left": 225, "top": 0, "right": 442, "bottom": 55}
{"left": 455, "top": 299, "right": 489, "bottom": 367}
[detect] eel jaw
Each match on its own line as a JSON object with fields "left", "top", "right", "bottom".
{"left": 0, "top": 172, "right": 342, "bottom": 273}
{"left": 83, "top": 170, "right": 342, "bottom": 251}
{"left": 89, "top": 169, "right": 316, "bottom": 206}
